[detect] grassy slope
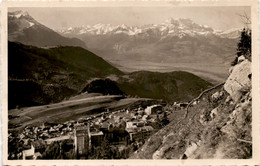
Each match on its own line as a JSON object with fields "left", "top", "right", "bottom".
{"left": 117, "top": 71, "right": 212, "bottom": 102}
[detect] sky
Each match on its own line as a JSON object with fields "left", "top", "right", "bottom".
{"left": 9, "top": 6, "right": 250, "bottom": 31}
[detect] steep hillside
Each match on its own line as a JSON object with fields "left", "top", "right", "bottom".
{"left": 116, "top": 71, "right": 212, "bottom": 102}
{"left": 81, "top": 71, "right": 212, "bottom": 103}
{"left": 132, "top": 59, "right": 251, "bottom": 159}
{"left": 8, "top": 11, "right": 86, "bottom": 48}
{"left": 8, "top": 41, "right": 123, "bottom": 109}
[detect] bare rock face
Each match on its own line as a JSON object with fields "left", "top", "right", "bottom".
{"left": 184, "top": 141, "right": 201, "bottom": 158}
{"left": 224, "top": 60, "right": 251, "bottom": 102}
{"left": 237, "top": 55, "right": 246, "bottom": 63}
{"left": 211, "top": 91, "right": 224, "bottom": 102}
{"left": 221, "top": 91, "right": 252, "bottom": 138}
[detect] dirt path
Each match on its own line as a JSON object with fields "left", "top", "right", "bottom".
{"left": 184, "top": 82, "right": 225, "bottom": 119}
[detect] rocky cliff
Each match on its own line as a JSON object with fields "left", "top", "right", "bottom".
{"left": 131, "top": 57, "right": 252, "bottom": 159}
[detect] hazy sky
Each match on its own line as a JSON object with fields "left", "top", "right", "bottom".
{"left": 9, "top": 7, "right": 250, "bottom": 30}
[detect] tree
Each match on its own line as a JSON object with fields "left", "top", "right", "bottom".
{"left": 41, "top": 142, "right": 62, "bottom": 159}
{"left": 156, "top": 114, "right": 162, "bottom": 128}
{"left": 8, "top": 135, "right": 24, "bottom": 159}
{"left": 237, "top": 28, "right": 251, "bottom": 58}
{"left": 232, "top": 12, "right": 251, "bottom": 66}
{"left": 100, "top": 136, "right": 112, "bottom": 159}
{"left": 237, "top": 11, "right": 251, "bottom": 29}
{"left": 231, "top": 28, "right": 251, "bottom": 66}
{"left": 161, "top": 112, "right": 170, "bottom": 126}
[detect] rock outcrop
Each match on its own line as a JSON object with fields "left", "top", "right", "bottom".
{"left": 224, "top": 59, "right": 251, "bottom": 102}
{"left": 132, "top": 57, "right": 252, "bottom": 159}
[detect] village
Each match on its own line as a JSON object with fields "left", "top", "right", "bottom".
{"left": 8, "top": 101, "right": 189, "bottom": 160}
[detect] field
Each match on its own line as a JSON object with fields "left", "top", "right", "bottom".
{"left": 8, "top": 93, "right": 151, "bottom": 131}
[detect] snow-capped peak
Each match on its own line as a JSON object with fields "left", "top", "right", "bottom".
{"left": 8, "top": 10, "right": 39, "bottom": 31}
{"left": 214, "top": 28, "right": 242, "bottom": 39}
{"left": 9, "top": 10, "right": 29, "bottom": 18}
{"left": 57, "top": 18, "right": 240, "bottom": 39}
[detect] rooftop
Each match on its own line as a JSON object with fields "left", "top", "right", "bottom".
{"left": 90, "top": 131, "right": 103, "bottom": 136}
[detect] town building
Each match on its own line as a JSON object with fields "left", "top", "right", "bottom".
{"left": 144, "top": 105, "right": 162, "bottom": 115}
{"left": 74, "top": 126, "right": 89, "bottom": 155}
{"left": 22, "top": 144, "right": 41, "bottom": 160}
{"left": 89, "top": 131, "right": 103, "bottom": 146}
{"left": 126, "top": 125, "right": 154, "bottom": 141}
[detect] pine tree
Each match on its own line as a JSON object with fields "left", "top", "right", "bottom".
{"left": 237, "top": 28, "right": 251, "bottom": 59}
{"left": 232, "top": 28, "right": 251, "bottom": 66}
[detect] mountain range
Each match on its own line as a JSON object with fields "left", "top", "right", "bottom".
{"left": 57, "top": 18, "right": 240, "bottom": 83}
{"left": 58, "top": 18, "right": 241, "bottom": 38}
{"left": 8, "top": 11, "right": 86, "bottom": 48}
{"left": 8, "top": 10, "right": 240, "bottom": 83}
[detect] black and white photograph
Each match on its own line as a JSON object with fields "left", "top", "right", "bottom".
{"left": 2, "top": 0, "right": 259, "bottom": 164}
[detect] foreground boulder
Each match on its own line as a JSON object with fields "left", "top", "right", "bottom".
{"left": 224, "top": 60, "right": 251, "bottom": 102}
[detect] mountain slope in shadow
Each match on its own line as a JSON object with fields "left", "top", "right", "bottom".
{"left": 8, "top": 42, "right": 212, "bottom": 109}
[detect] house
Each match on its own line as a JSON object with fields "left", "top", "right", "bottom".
{"left": 22, "top": 144, "right": 36, "bottom": 160}
{"left": 45, "top": 135, "right": 73, "bottom": 145}
{"left": 126, "top": 121, "right": 136, "bottom": 129}
{"left": 126, "top": 121, "right": 145, "bottom": 129}
{"left": 145, "top": 105, "right": 162, "bottom": 115}
{"left": 89, "top": 131, "right": 104, "bottom": 147}
{"left": 19, "top": 133, "right": 25, "bottom": 139}
{"left": 22, "top": 138, "right": 29, "bottom": 145}
{"left": 101, "top": 126, "right": 129, "bottom": 143}
{"left": 127, "top": 126, "right": 154, "bottom": 141}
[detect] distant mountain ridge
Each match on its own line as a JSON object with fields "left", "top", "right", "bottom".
{"left": 8, "top": 10, "right": 87, "bottom": 48}
{"left": 8, "top": 11, "right": 239, "bottom": 83}
{"left": 57, "top": 18, "right": 241, "bottom": 39}
{"left": 56, "top": 18, "right": 240, "bottom": 83}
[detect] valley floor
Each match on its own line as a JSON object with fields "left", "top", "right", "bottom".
{"left": 8, "top": 94, "right": 151, "bottom": 130}
{"left": 109, "top": 60, "right": 229, "bottom": 84}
